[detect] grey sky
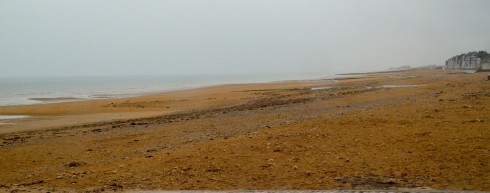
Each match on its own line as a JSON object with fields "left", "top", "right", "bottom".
{"left": 1, "top": 0, "right": 489, "bottom": 77}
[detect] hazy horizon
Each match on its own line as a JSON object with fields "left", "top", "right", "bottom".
{"left": 1, "top": 0, "right": 489, "bottom": 77}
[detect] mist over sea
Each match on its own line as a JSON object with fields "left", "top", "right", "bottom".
{"left": 0, "top": 73, "right": 329, "bottom": 106}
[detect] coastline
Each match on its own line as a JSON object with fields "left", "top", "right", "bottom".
{"left": 0, "top": 70, "right": 462, "bottom": 133}
{"left": 0, "top": 75, "right": 344, "bottom": 133}
{"left": 0, "top": 69, "right": 488, "bottom": 191}
{"left": 0, "top": 73, "right": 333, "bottom": 107}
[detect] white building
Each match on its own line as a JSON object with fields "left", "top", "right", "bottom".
{"left": 446, "top": 51, "right": 490, "bottom": 71}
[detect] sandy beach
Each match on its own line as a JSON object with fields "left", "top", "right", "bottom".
{"left": 0, "top": 70, "right": 488, "bottom": 192}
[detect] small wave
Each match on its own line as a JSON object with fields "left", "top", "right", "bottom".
{"left": 28, "top": 97, "right": 82, "bottom": 102}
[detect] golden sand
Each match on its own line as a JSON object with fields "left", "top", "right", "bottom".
{"left": 0, "top": 70, "right": 488, "bottom": 192}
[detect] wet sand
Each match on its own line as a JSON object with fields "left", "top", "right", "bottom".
{"left": 0, "top": 70, "right": 488, "bottom": 192}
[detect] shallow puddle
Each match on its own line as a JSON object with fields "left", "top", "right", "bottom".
{"left": 311, "top": 86, "right": 332, "bottom": 91}
{"left": 382, "top": 85, "right": 419, "bottom": 88}
{"left": 0, "top": 115, "right": 30, "bottom": 125}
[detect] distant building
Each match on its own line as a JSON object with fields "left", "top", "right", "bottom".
{"left": 446, "top": 51, "right": 490, "bottom": 71}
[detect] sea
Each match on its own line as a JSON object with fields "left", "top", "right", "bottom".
{"left": 0, "top": 73, "right": 330, "bottom": 107}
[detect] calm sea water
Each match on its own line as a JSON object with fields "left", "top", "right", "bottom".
{"left": 0, "top": 73, "right": 329, "bottom": 107}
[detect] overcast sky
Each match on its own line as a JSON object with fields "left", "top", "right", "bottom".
{"left": 1, "top": 0, "right": 489, "bottom": 77}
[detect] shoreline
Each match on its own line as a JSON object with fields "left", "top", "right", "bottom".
{"left": 0, "top": 69, "right": 472, "bottom": 133}
{"left": 0, "top": 74, "right": 349, "bottom": 133}
{"left": 0, "top": 73, "right": 337, "bottom": 108}
{"left": 0, "top": 70, "right": 409, "bottom": 108}
{"left": 0, "top": 72, "right": 389, "bottom": 109}
{"left": 0, "top": 70, "right": 466, "bottom": 134}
